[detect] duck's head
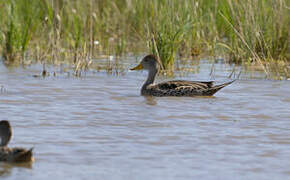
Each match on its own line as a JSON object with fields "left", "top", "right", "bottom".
{"left": 0, "top": 120, "right": 12, "bottom": 147}
{"left": 130, "top": 54, "right": 161, "bottom": 72}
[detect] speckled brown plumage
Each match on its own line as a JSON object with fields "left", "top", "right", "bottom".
{"left": 131, "top": 55, "right": 235, "bottom": 97}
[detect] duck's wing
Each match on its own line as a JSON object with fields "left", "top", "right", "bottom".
{"left": 158, "top": 80, "right": 214, "bottom": 89}
{"left": 146, "top": 80, "right": 235, "bottom": 96}
{"left": 11, "top": 147, "right": 34, "bottom": 162}
{"left": 155, "top": 80, "right": 213, "bottom": 90}
{"left": 0, "top": 120, "right": 12, "bottom": 147}
{"left": 145, "top": 80, "right": 214, "bottom": 96}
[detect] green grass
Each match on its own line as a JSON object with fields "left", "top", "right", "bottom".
{"left": 0, "top": 0, "right": 288, "bottom": 76}
{"left": 2, "top": 0, "right": 40, "bottom": 64}
{"left": 147, "top": 2, "right": 193, "bottom": 71}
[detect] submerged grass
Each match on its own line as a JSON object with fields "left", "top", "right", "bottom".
{"left": 0, "top": 0, "right": 289, "bottom": 77}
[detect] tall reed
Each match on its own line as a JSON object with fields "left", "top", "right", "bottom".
{"left": 0, "top": 0, "right": 288, "bottom": 77}
{"left": 2, "top": 0, "right": 41, "bottom": 64}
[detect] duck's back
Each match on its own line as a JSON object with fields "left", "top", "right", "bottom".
{"left": 0, "top": 146, "right": 33, "bottom": 162}
{"left": 142, "top": 80, "right": 234, "bottom": 97}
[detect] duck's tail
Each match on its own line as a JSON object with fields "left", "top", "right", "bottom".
{"left": 14, "top": 148, "right": 34, "bottom": 163}
{"left": 206, "top": 79, "right": 236, "bottom": 96}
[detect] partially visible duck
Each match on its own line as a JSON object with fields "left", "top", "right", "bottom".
{"left": 131, "top": 54, "right": 235, "bottom": 96}
{"left": 0, "top": 120, "right": 33, "bottom": 163}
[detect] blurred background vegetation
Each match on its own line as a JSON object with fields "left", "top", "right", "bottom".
{"left": 0, "top": 0, "right": 289, "bottom": 76}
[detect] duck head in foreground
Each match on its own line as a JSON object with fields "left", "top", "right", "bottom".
{"left": 131, "top": 54, "right": 235, "bottom": 97}
{"left": 0, "top": 120, "right": 34, "bottom": 163}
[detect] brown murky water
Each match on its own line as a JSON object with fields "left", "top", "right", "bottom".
{"left": 0, "top": 58, "right": 290, "bottom": 180}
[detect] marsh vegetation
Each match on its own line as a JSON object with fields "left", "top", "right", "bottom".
{"left": 0, "top": 0, "right": 289, "bottom": 78}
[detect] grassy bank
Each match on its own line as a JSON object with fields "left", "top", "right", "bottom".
{"left": 0, "top": 0, "right": 289, "bottom": 77}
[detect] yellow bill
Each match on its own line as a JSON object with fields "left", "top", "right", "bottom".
{"left": 130, "top": 63, "right": 143, "bottom": 70}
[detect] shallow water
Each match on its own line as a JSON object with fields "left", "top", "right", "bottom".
{"left": 0, "top": 58, "right": 289, "bottom": 180}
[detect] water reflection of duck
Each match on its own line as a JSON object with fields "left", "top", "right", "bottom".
{"left": 0, "top": 161, "right": 32, "bottom": 177}
{"left": 131, "top": 54, "right": 235, "bottom": 97}
{"left": 0, "top": 120, "right": 34, "bottom": 163}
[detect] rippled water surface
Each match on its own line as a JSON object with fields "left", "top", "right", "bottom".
{"left": 0, "top": 58, "right": 289, "bottom": 180}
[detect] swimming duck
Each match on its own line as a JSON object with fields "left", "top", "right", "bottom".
{"left": 0, "top": 120, "right": 34, "bottom": 163}
{"left": 130, "top": 54, "right": 235, "bottom": 96}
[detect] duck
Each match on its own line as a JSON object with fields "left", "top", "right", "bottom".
{"left": 0, "top": 120, "right": 34, "bottom": 163}
{"left": 130, "top": 54, "right": 235, "bottom": 96}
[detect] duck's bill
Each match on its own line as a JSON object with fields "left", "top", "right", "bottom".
{"left": 130, "top": 63, "right": 143, "bottom": 70}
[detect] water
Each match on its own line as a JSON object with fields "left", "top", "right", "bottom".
{"left": 0, "top": 59, "right": 289, "bottom": 180}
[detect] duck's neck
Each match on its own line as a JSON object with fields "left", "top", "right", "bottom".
{"left": 142, "top": 69, "right": 157, "bottom": 90}
{"left": 0, "top": 135, "right": 10, "bottom": 147}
